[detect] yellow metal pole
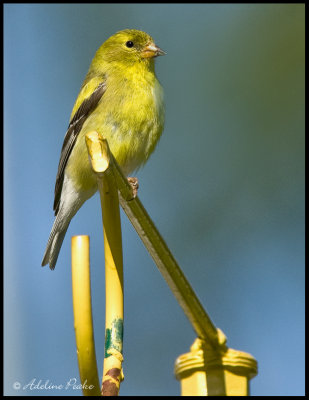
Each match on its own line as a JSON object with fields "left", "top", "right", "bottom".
{"left": 85, "top": 132, "right": 258, "bottom": 396}
{"left": 71, "top": 235, "right": 101, "bottom": 396}
{"left": 85, "top": 132, "right": 124, "bottom": 396}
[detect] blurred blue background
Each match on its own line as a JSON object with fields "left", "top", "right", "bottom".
{"left": 4, "top": 4, "right": 304, "bottom": 396}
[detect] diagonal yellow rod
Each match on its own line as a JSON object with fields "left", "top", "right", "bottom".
{"left": 71, "top": 235, "right": 101, "bottom": 396}
{"left": 109, "top": 151, "right": 221, "bottom": 350}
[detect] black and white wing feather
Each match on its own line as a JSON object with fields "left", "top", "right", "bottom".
{"left": 53, "top": 81, "right": 106, "bottom": 215}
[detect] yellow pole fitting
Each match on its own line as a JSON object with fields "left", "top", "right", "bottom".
{"left": 174, "top": 331, "right": 258, "bottom": 396}
{"left": 71, "top": 235, "right": 101, "bottom": 396}
{"left": 85, "top": 132, "right": 124, "bottom": 396}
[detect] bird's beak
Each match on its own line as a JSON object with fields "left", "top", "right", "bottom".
{"left": 141, "top": 43, "right": 166, "bottom": 58}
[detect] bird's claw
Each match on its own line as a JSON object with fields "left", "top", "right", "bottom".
{"left": 127, "top": 177, "right": 139, "bottom": 198}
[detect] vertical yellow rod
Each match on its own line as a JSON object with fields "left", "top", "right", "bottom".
{"left": 85, "top": 131, "right": 124, "bottom": 396}
{"left": 99, "top": 172, "right": 124, "bottom": 396}
{"left": 71, "top": 235, "right": 101, "bottom": 396}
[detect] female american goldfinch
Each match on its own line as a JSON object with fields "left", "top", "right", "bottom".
{"left": 42, "top": 29, "right": 165, "bottom": 270}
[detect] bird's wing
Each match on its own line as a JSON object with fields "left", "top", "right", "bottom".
{"left": 53, "top": 79, "right": 106, "bottom": 215}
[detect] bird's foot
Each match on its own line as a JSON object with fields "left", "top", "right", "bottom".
{"left": 127, "top": 177, "right": 139, "bottom": 198}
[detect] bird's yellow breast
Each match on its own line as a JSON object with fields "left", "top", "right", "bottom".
{"left": 66, "top": 63, "right": 164, "bottom": 194}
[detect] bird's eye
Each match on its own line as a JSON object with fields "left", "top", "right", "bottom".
{"left": 126, "top": 41, "right": 134, "bottom": 48}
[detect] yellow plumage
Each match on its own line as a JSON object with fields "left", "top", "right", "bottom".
{"left": 42, "top": 29, "right": 165, "bottom": 269}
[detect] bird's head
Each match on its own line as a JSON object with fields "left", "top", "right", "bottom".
{"left": 95, "top": 29, "right": 166, "bottom": 68}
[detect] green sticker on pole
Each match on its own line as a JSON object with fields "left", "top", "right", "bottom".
{"left": 105, "top": 317, "right": 123, "bottom": 358}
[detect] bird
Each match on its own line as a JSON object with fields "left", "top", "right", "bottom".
{"left": 42, "top": 29, "right": 165, "bottom": 270}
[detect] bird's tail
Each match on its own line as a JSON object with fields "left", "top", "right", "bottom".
{"left": 42, "top": 173, "right": 97, "bottom": 270}
{"left": 41, "top": 212, "right": 71, "bottom": 270}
